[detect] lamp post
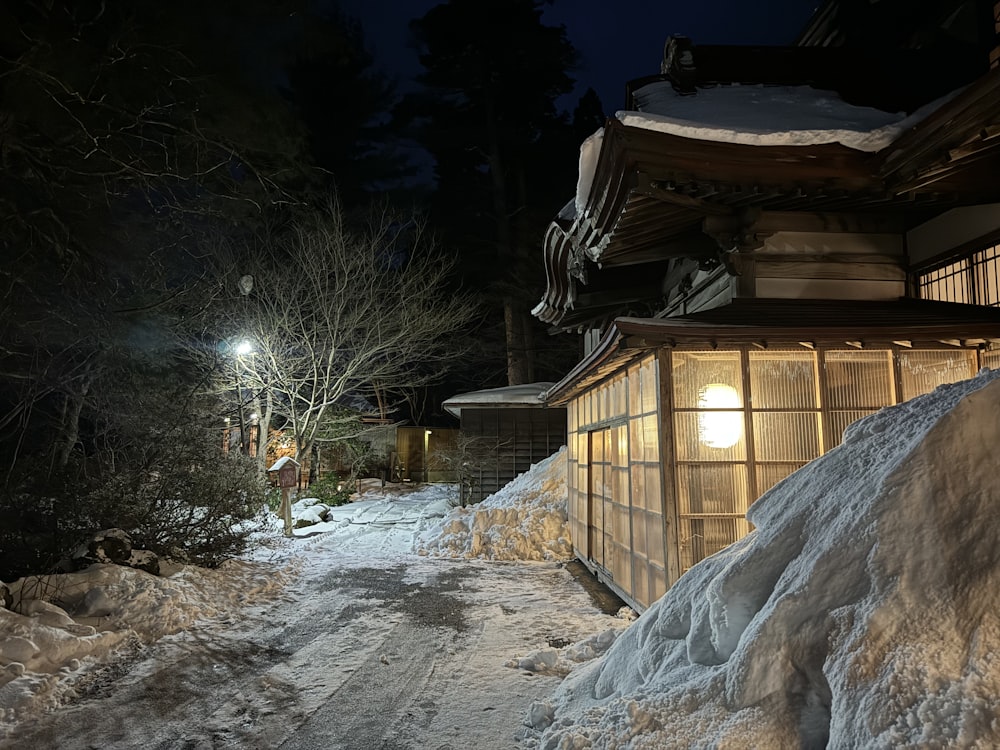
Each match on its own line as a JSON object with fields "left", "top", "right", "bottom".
{"left": 234, "top": 340, "right": 254, "bottom": 455}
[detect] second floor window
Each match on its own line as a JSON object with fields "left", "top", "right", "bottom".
{"left": 918, "top": 242, "right": 1000, "bottom": 307}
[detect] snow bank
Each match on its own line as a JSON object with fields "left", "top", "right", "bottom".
{"left": 536, "top": 370, "right": 1000, "bottom": 749}
{"left": 0, "top": 560, "right": 293, "bottom": 724}
{"left": 418, "top": 448, "right": 573, "bottom": 562}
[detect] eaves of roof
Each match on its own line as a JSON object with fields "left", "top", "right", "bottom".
{"left": 535, "top": 68, "right": 1000, "bottom": 330}
{"left": 542, "top": 298, "right": 1000, "bottom": 406}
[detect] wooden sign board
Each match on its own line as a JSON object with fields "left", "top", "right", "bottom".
{"left": 277, "top": 463, "right": 298, "bottom": 488}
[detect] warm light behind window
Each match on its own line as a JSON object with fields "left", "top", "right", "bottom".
{"left": 697, "top": 383, "right": 742, "bottom": 448}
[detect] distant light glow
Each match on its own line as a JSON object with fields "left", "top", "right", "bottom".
{"left": 698, "top": 383, "right": 742, "bottom": 448}
{"left": 235, "top": 340, "right": 254, "bottom": 356}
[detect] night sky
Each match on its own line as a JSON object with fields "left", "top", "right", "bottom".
{"left": 341, "top": 0, "right": 822, "bottom": 111}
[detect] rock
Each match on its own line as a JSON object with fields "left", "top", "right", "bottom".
{"left": 0, "top": 582, "right": 11, "bottom": 610}
{"left": 72, "top": 529, "right": 133, "bottom": 569}
{"left": 71, "top": 530, "right": 161, "bottom": 575}
{"left": 526, "top": 701, "right": 554, "bottom": 729}
{"left": 75, "top": 587, "right": 116, "bottom": 619}
{"left": 127, "top": 549, "right": 160, "bottom": 576}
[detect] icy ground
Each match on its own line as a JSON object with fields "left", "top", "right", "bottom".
{"left": 0, "top": 450, "right": 629, "bottom": 749}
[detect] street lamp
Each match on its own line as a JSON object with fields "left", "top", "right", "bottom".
{"left": 233, "top": 340, "right": 255, "bottom": 454}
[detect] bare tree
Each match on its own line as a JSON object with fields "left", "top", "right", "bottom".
{"left": 215, "top": 202, "right": 479, "bottom": 476}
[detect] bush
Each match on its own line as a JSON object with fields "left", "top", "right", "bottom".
{"left": 264, "top": 486, "right": 284, "bottom": 512}
{"left": 77, "top": 451, "right": 268, "bottom": 568}
{"left": 0, "top": 447, "right": 268, "bottom": 580}
{"left": 305, "top": 474, "right": 353, "bottom": 507}
{"left": 0, "top": 463, "right": 100, "bottom": 581}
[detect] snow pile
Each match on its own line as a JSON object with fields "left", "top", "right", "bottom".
{"left": 0, "top": 559, "right": 293, "bottom": 723}
{"left": 418, "top": 447, "right": 572, "bottom": 561}
{"left": 509, "top": 628, "right": 623, "bottom": 678}
{"left": 536, "top": 370, "right": 1000, "bottom": 749}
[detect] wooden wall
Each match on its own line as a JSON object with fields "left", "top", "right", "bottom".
{"left": 738, "top": 231, "right": 906, "bottom": 301}
{"left": 396, "top": 427, "right": 458, "bottom": 482}
{"left": 459, "top": 407, "right": 567, "bottom": 504}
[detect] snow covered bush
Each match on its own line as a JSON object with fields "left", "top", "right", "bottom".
{"left": 77, "top": 450, "right": 268, "bottom": 568}
{"left": 0, "top": 448, "right": 267, "bottom": 581}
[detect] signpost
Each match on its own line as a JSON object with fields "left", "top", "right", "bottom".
{"left": 267, "top": 457, "right": 300, "bottom": 537}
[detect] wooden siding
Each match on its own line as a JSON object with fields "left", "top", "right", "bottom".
{"left": 460, "top": 408, "right": 567, "bottom": 504}
{"left": 749, "top": 230, "right": 906, "bottom": 301}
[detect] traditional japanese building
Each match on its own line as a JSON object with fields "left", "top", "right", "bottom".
{"left": 534, "top": 0, "right": 1000, "bottom": 610}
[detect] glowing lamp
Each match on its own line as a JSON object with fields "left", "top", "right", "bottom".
{"left": 697, "top": 383, "right": 742, "bottom": 448}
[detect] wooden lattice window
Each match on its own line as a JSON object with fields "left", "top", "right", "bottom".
{"left": 918, "top": 242, "right": 1000, "bottom": 307}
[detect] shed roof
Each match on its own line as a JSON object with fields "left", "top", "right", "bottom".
{"left": 442, "top": 382, "right": 556, "bottom": 418}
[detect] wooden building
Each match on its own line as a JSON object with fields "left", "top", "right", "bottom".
{"left": 443, "top": 383, "right": 566, "bottom": 504}
{"left": 533, "top": 0, "right": 1000, "bottom": 610}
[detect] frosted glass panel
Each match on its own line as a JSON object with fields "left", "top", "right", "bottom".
{"left": 749, "top": 351, "right": 817, "bottom": 409}
{"left": 633, "top": 561, "right": 649, "bottom": 608}
{"left": 756, "top": 463, "right": 805, "bottom": 496}
{"left": 674, "top": 412, "right": 746, "bottom": 462}
{"left": 644, "top": 465, "right": 661, "bottom": 511}
{"left": 679, "top": 517, "right": 752, "bottom": 572}
{"left": 646, "top": 515, "right": 665, "bottom": 566}
{"left": 752, "top": 412, "right": 822, "bottom": 462}
{"left": 672, "top": 351, "right": 743, "bottom": 409}
{"left": 824, "top": 350, "right": 894, "bottom": 408}
{"left": 676, "top": 464, "right": 750, "bottom": 516}
{"left": 899, "top": 350, "right": 977, "bottom": 401}
{"left": 632, "top": 509, "right": 647, "bottom": 556}
{"left": 973, "top": 245, "right": 1000, "bottom": 305}
{"left": 640, "top": 356, "right": 658, "bottom": 414}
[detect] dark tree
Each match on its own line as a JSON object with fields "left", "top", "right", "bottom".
{"left": 281, "top": 8, "right": 419, "bottom": 207}
{"left": 397, "top": 0, "right": 584, "bottom": 387}
{"left": 0, "top": 1, "right": 409, "bottom": 574}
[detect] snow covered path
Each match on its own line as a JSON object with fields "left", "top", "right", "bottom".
{"left": 2, "top": 532, "right": 622, "bottom": 749}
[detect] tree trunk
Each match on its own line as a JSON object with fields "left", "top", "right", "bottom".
{"left": 52, "top": 378, "right": 91, "bottom": 473}
{"left": 504, "top": 299, "right": 531, "bottom": 385}
{"left": 485, "top": 95, "right": 533, "bottom": 386}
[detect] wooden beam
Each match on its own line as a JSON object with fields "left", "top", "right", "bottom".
{"left": 634, "top": 173, "right": 733, "bottom": 215}
{"left": 750, "top": 211, "right": 904, "bottom": 235}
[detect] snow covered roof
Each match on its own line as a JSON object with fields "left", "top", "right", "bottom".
{"left": 565, "top": 80, "right": 947, "bottom": 223}
{"left": 626, "top": 80, "right": 930, "bottom": 152}
{"left": 442, "top": 382, "right": 556, "bottom": 418}
{"left": 535, "top": 64, "right": 1000, "bottom": 329}
{"left": 267, "top": 456, "right": 299, "bottom": 472}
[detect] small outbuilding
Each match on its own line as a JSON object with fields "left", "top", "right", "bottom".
{"left": 443, "top": 383, "right": 566, "bottom": 504}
